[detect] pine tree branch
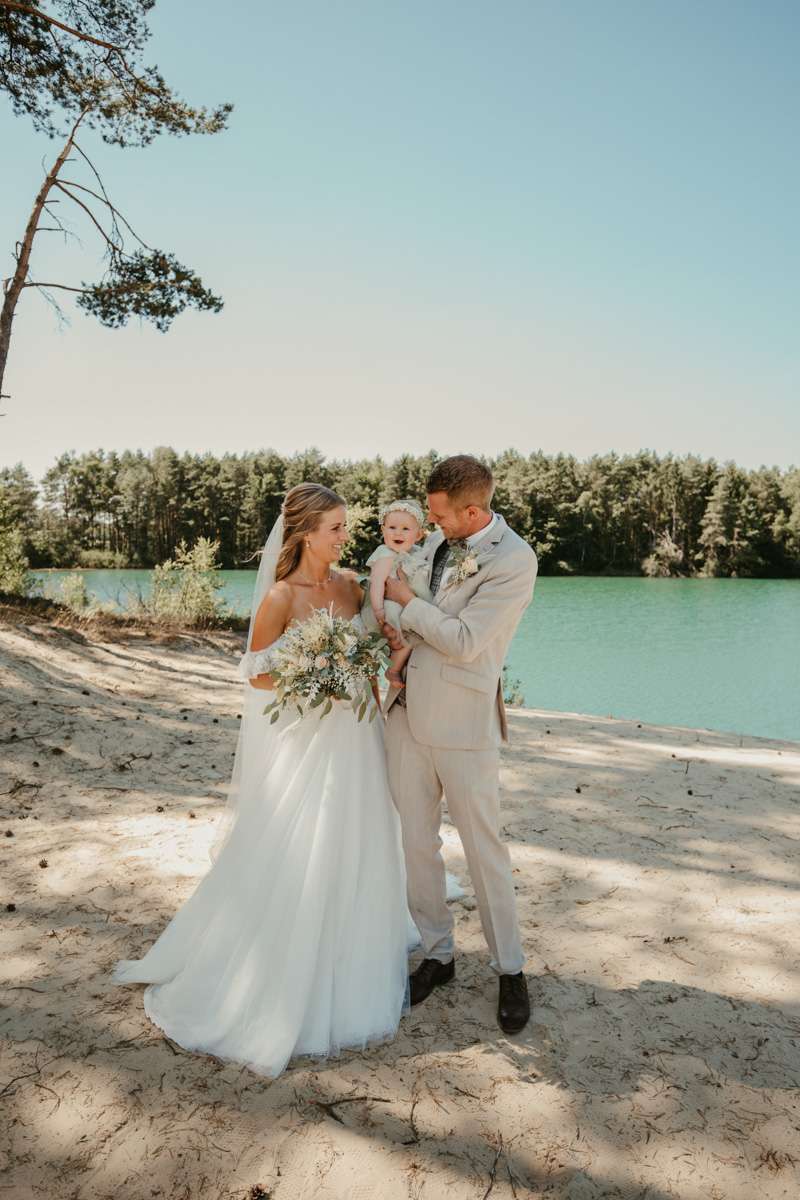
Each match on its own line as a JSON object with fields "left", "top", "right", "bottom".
{"left": 2, "top": 1, "right": 129, "bottom": 58}
{"left": 73, "top": 141, "right": 117, "bottom": 207}
{"left": 0, "top": 0, "right": 157, "bottom": 96}
{"left": 0, "top": 105, "right": 90, "bottom": 395}
{"left": 56, "top": 178, "right": 145, "bottom": 246}
{"left": 23, "top": 281, "right": 130, "bottom": 293}
{"left": 52, "top": 178, "right": 118, "bottom": 249}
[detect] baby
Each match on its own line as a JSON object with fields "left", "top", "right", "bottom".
{"left": 363, "top": 499, "right": 433, "bottom": 685}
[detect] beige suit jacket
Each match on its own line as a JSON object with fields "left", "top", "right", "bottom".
{"left": 385, "top": 515, "right": 538, "bottom": 751}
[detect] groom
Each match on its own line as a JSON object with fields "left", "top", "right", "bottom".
{"left": 383, "top": 455, "right": 538, "bottom": 1033}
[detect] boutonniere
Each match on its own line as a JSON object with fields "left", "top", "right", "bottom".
{"left": 445, "top": 546, "right": 493, "bottom": 587}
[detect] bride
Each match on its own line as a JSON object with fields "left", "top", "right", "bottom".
{"left": 112, "top": 483, "right": 410, "bottom": 1077}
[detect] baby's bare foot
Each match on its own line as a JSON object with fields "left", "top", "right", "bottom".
{"left": 385, "top": 667, "right": 405, "bottom": 689}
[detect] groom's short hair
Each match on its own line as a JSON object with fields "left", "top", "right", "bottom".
{"left": 426, "top": 455, "right": 494, "bottom": 512}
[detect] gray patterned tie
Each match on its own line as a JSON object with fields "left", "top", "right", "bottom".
{"left": 430, "top": 537, "right": 470, "bottom": 595}
{"left": 394, "top": 536, "right": 470, "bottom": 709}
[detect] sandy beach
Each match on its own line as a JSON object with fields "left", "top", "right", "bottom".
{"left": 1, "top": 613, "right": 799, "bottom": 1200}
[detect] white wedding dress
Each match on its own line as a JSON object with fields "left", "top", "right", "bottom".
{"left": 112, "top": 616, "right": 411, "bottom": 1078}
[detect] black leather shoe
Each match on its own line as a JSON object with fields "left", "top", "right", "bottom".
{"left": 497, "top": 972, "right": 530, "bottom": 1033}
{"left": 409, "top": 957, "right": 455, "bottom": 1005}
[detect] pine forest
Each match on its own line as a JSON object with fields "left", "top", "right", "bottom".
{"left": 1, "top": 446, "right": 799, "bottom": 579}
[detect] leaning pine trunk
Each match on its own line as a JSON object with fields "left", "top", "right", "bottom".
{"left": 0, "top": 110, "right": 87, "bottom": 402}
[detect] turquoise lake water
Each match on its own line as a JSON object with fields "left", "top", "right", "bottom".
{"left": 33, "top": 570, "right": 800, "bottom": 743}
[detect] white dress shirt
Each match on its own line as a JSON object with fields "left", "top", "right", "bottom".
{"left": 467, "top": 511, "right": 498, "bottom": 547}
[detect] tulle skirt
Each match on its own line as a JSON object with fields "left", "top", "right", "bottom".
{"left": 112, "top": 702, "right": 410, "bottom": 1078}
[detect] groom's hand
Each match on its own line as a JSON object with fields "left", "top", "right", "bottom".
{"left": 384, "top": 566, "right": 414, "bottom": 608}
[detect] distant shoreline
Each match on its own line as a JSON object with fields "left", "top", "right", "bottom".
{"left": 31, "top": 565, "right": 800, "bottom": 580}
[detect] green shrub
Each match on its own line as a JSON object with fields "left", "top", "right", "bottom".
{"left": 41, "top": 572, "right": 118, "bottom": 614}
{"left": 77, "top": 548, "right": 130, "bottom": 569}
{"left": 28, "top": 530, "right": 81, "bottom": 569}
{"left": 143, "top": 537, "right": 226, "bottom": 622}
{"left": 57, "top": 574, "right": 91, "bottom": 612}
{"left": 336, "top": 501, "right": 378, "bottom": 569}
{"left": 642, "top": 532, "right": 685, "bottom": 578}
{"left": 0, "top": 496, "right": 33, "bottom": 596}
{"left": 502, "top": 665, "right": 526, "bottom": 708}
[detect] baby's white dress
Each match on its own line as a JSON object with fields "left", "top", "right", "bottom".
{"left": 362, "top": 544, "right": 434, "bottom": 637}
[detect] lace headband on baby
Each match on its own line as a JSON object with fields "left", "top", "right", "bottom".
{"left": 379, "top": 500, "right": 424, "bottom": 526}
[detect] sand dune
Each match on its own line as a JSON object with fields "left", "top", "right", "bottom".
{"left": 1, "top": 616, "right": 799, "bottom": 1199}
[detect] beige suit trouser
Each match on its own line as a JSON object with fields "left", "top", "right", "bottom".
{"left": 385, "top": 705, "right": 525, "bottom": 976}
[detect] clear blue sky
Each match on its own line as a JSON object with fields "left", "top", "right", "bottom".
{"left": 1, "top": 0, "right": 798, "bottom": 482}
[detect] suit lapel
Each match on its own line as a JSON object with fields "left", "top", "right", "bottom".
{"left": 434, "top": 516, "right": 509, "bottom": 608}
{"left": 485, "top": 514, "right": 508, "bottom": 552}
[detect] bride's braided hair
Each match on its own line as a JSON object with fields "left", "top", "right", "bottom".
{"left": 275, "top": 483, "right": 346, "bottom": 582}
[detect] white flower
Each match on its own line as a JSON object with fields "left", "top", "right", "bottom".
{"left": 263, "top": 605, "right": 390, "bottom": 727}
{"left": 445, "top": 547, "right": 494, "bottom": 587}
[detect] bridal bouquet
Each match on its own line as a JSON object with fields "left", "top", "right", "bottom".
{"left": 263, "top": 606, "right": 390, "bottom": 726}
